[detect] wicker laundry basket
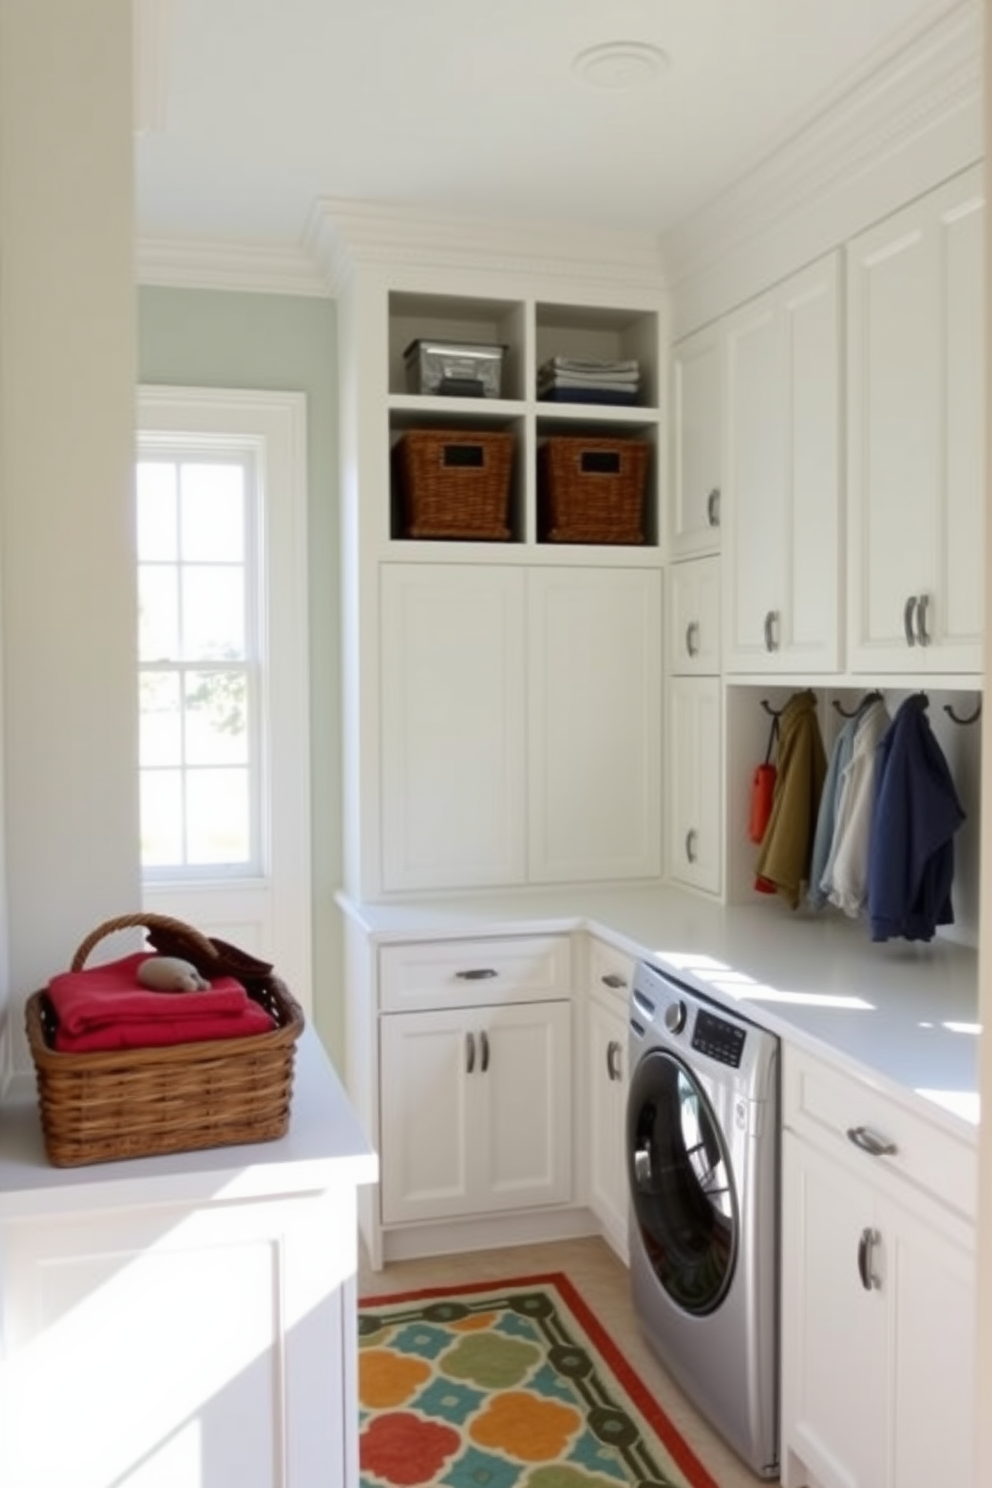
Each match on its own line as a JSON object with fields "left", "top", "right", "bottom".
{"left": 25, "top": 913, "right": 304, "bottom": 1168}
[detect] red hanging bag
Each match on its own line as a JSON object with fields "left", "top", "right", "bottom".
{"left": 748, "top": 713, "right": 779, "bottom": 846}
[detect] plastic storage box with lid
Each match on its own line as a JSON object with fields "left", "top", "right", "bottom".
{"left": 404, "top": 339, "right": 506, "bottom": 398}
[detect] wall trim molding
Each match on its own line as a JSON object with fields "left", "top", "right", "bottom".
{"left": 135, "top": 236, "right": 332, "bottom": 297}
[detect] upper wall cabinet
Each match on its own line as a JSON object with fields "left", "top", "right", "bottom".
{"left": 668, "top": 324, "right": 723, "bottom": 559}
{"left": 846, "top": 166, "right": 985, "bottom": 676}
{"left": 722, "top": 253, "right": 842, "bottom": 675}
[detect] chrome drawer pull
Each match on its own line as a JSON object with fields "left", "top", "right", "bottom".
{"left": 685, "top": 828, "right": 698, "bottom": 863}
{"left": 857, "top": 1226, "right": 881, "bottom": 1291}
{"left": 480, "top": 1029, "right": 490, "bottom": 1073}
{"left": 847, "top": 1125, "right": 898, "bottom": 1158}
{"left": 685, "top": 620, "right": 700, "bottom": 657}
{"left": 455, "top": 968, "right": 498, "bottom": 980}
{"left": 606, "top": 1039, "right": 622, "bottom": 1082}
{"left": 601, "top": 973, "right": 627, "bottom": 989}
{"left": 466, "top": 1032, "right": 476, "bottom": 1074}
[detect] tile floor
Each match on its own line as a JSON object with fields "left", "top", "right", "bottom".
{"left": 358, "top": 1234, "right": 774, "bottom": 1488}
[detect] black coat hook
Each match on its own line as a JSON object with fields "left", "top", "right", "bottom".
{"left": 760, "top": 700, "right": 786, "bottom": 718}
{"left": 832, "top": 689, "right": 882, "bottom": 720}
{"left": 944, "top": 701, "right": 982, "bottom": 726}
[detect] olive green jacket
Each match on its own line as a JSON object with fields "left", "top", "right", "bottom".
{"left": 755, "top": 690, "right": 827, "bottom": 909}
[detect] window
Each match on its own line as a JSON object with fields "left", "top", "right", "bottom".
{"left": 136, "top": 387, "right": 311, "bottom": 1010}
{"left": 137, "top": 450, "right": 259, "bottom": 874}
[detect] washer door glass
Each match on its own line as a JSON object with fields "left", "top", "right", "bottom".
{"left": 627, "top": 1048, "right": 737, "bottom": 1315}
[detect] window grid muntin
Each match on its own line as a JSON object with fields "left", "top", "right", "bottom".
{"left": 136, "top": 442, "right": 265, "bottom": 879}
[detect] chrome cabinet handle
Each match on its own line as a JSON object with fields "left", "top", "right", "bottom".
{"left": 857, "top": 1226, "right": 881, "bottom": 1291}
{"left": 601, "top": 972, "right": 627, "bottom": 989}
{"left": 847, "top": 1125, "right": 898, "bottom": 1158}
{"left": 915, "top": 592, "right": 930, "bottom": 647}
{"left": 606, "top": 1039, "right": 622, "bottom": 1082}
{"left": 903, "top": 594, "right": 917, "bottom": 647}
{"left": 455, "top": 968, "right": 498, "bottom": 980}
{"left": 466, "top": 1032, "right": 476, "bottom": 1074}
{"left": 685, "top": 620, "right": 700, "bottom": 657}
{"left": 706, "top": 488, "right": 720, "bottom": 526}
{"left": 685, "top": 828, "right": 698, "bottom": 864}
{"left": 480, "top": 1029, "right": 490, "bottom": 1073}
{"left": 763, "top": 610, "right": 779, "bottom": 652}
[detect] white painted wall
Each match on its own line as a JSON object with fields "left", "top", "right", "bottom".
{"left": 0, "top": 0, "right": 140, "bottom": 1072}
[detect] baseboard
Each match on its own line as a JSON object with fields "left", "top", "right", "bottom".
{"left": 378, "top": 1205, "right": 604, "bottom": 1268}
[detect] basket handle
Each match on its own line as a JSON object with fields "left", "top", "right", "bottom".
{"left": 71, "top": 913, "right": 220, "bottom": 973}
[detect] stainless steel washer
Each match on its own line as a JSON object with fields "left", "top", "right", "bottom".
{"left": 626, "top": 958, "right": 780, "bottom": 1479}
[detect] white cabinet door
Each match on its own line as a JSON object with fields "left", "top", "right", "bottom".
{"left": 380, "top": 564, "right": 527, "bottom": 890}
{"left": 782, "top": 1131, "right": 976, "bottom": 1488}
{"left": 666, "top": 555, "right": 721, "bottom": 675}
{"left": 379, "top": 1001, "right": 572, "bottom": 1225}
{"left": 0, "top": 1192, "right": 357, "bottom": 1488}
{"left": 781, "top": 1132, "right": 887, "bottom": 1488}
{"left": 723, "top": 254, "right": 841, "bottom": 674}
{"left": 381, "top": 564, "right": 662, "bottom": 893}
{"left": 528, "top": 567, "right": 662, "bottom": 883}
{"left": 586, "top": 986, "right": 629, "bottom": 1260}
{"left": 846, "top": 166, "right": 985, "bottom": 675}
{"left": 665, "top": 675, "right": 722, "bottom": 896}
{"left": 669, "top": 324, "right": 723, "bottom": 557}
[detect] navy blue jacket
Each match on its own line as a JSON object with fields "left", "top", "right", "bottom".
{"left": 867, "top": 695, "right": 965, "bottom": 942}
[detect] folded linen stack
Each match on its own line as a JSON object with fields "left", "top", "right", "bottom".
{"left": 47, "top": 951, "right": 276, "bottom": 1052}
{"left": 537, "top": 355, "right": 641, "bottom": 405}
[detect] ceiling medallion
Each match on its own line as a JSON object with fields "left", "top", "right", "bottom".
{"left": 571, "top": 41, "right": 671, "bottom": 91}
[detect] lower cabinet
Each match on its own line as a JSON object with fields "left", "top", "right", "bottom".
{"left": 780, "top": 1047, "right": 976, "bottom": 1488}
{"left": 378, "top": 999, "right": 572, "bottom": 1225}
{"left": 586, "top": 986, "right": 629, "bottom": 1259}
{"left": 585, "top": 938, "right": 633, "bottom": 1258}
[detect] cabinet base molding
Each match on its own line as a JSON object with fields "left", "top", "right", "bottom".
{"left": 370, "top": 1205, "right": 601, "bottom": 1271}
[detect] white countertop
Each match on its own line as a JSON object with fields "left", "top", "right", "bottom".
{"left": 338, "top": 884, "right": 980, "bottom": 1136}
{"left": 0, "top": 1025, "right": 379, "bottom": 1217}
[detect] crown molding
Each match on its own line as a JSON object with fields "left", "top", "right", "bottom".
{"left": 135, "top": 235, "right": 332, "bottom": 297}
{"left": 302, "top": 198, "right": 665, "bottom": 299}
{"left": 660, "top": 0, "right": 982, "bottom": 294}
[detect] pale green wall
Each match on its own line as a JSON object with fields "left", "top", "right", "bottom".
{"left": 137, "top": 286, "right": 345, "bottom": 1065}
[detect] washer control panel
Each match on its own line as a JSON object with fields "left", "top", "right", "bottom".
{"left": 691, "top": 1008, "right": 747, "bottom": 1068}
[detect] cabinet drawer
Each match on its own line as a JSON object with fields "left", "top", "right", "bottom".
{"left": 587, "top": 938, "right": 636, "bottom": 1008}
{"left": 379, "top": 935, "right": 572, "bottom": 1011}
{"left": 783, "top": 1045, "right": 977, "bottom": 1222}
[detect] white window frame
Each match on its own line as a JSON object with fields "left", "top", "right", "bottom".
{"left": 136, "top": 387, "right": 312, "bottom": 1012}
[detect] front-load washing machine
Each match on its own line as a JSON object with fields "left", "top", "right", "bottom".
{"left": 626, "top": 958, "right": 780, "bottom": 1479}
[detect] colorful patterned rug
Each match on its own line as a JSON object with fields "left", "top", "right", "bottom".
{"left": 357, "top": 1272, "right": 719, "bottom": 1488}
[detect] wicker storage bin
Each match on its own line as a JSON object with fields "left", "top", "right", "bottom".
{"left": 25, "top": 914, "right": 305, "bottom": 1168}
{"left": 539, "top": 435, "right": 649, "bottom": 544}
{"left": 394, "top": 428, "right": 513, "bottom": 540}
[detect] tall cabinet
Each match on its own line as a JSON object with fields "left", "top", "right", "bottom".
{"left": 319, "top": 205, "right": 668, "bottom": 902}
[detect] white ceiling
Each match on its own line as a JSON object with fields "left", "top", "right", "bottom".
{"left": 134, "top": 0, "right": 972, "bottom": 250}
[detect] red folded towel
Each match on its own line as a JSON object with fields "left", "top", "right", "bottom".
{"left": 47, "top": 951, "right": 276, "bottom": 1052}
